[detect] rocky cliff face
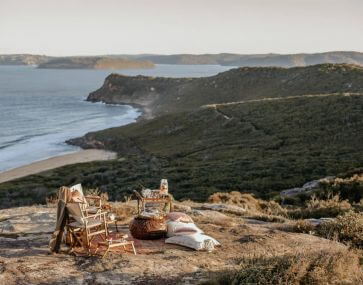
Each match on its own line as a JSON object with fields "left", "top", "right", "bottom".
{"left": 0, "top": 54, "right": 154, "bottom": 69}
{"left": 87, "top": 74, "right": 195, "bottom": 119}
{"left": 87, "top": 63, "right": 363, "bottom": 118}
{"left": 0, "top": 54, "right": 51, "bottom": 65}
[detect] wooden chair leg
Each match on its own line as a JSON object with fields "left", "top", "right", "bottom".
{"left": 131, "top": 242, "right": 137, "bottom": 255}
{"left": 102, "top": 247, "right": 110, "bottom": 259}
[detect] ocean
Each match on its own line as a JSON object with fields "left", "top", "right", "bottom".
{"left": 0, "top": 64, "right": 233, "bottom": 172}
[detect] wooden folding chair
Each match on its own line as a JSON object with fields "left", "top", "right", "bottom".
{"left": 70, "top": 184, "right": 103, "bottom": 215}
{"left": 65, "top": 202, "right": 109, "bottom": 254}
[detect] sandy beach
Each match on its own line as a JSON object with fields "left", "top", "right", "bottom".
{"left": 0, "top": 149, "right": 117, "bottom": 184}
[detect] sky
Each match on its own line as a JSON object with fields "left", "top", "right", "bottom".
{"left": 0, "top": 0, "right": 362, "bottom": 56}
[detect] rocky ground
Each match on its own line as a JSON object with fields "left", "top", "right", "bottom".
{"left": 0, "top": 202, "right": 358, "bottom": 285}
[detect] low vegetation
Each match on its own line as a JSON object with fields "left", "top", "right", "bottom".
{"left": 288, "top": 194, "right": 353, "bottom": 219}
{"left": 203, "top": 249, "right": 362, "bottom": 285}
{"left": 314, "top": 171, "right": 363, "bottom": 203}
{"left": 291, "top": 219, "right": 316, "bottom": 234}
{"left": 317, "top": 211, "right": 363, "bottom": 248}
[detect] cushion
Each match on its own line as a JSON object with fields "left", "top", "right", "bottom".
{"left": 167, "top": 221, "right": 203, "bottom": 237}
{"left": 70, "top": 190, "right": 84, "bottom": 203}
{"left": 166, "top": 212, "right": 193, "bottom": 223}
{"left": 165, "top": 233, "right": 220, "bottom": 251}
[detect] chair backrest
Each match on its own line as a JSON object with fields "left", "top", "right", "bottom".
{"left": 70, "top": 184, "right": 89, "bottom": 206}
{"left": 58, "top": 186, "right": 73, "bottom": 203}
{"left": 66, "top": 202, "right": 85, "bottom": 225}
{"left": 70, "top": 183, "right": 84, "bottom": 196}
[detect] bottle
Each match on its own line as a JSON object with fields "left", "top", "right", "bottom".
{"left": 160, "top": 179, "right": 168, "bottom": 194}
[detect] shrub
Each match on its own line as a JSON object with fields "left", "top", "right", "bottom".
{"left": 317, "top": 211, "right": 363, "bottom": 248}
{"left": 260, "top": 200, "right": 287, "bottom": 217}
{"left": 202, "top": 250, "right": 362, "bottom": 285}
{"left": 208, "top": 191, "right": 287, "bottom": 217}
{"left": 45, "top": 194, "right": 58, "bottom": 206}
{"left": 288, "top": 194, "right": 352, "bottom": 219}
{"left": 84, "top": 188, "right": 109, "bottom": 205}
{"left": 248, "top": 214, "right": 287, "bottom": 223}
{"left": 111, "top": 202, "right": 136, "bottom": 221}
{"left": 292, "top": 220, "right": 315, "bottom": 234}
{"left": 208, "top": 192, "right": 261, "bottom": 209}
{"left": 318, "top": 172, "right": 363, "bottom": 203}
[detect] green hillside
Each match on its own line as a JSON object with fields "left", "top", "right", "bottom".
{"left": 88, "top": 64, "right": 363, "bottom": 118}
{"left": 1, "top": 93, "right": 362, "bottom": 208}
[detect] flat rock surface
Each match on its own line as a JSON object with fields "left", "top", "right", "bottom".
{"left": 0, "top": 206, "right": 56, "bottom": 235}
{"left": 0, "top": 205, "right": 351, "bottom": 285}
{"left": 201, "top": 203, "right": 246, "bottom": 214}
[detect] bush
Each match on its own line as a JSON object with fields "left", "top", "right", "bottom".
{"left": 110, "top": 202, "right": 136, "bottom": 221}
{"left": 292, "top": 220, "right": 315, "bottom": 234}
{"left": 202, "top": 250, "right": 362, "bottom": 285}
{"left": 317, "top": 211, "right": 363, "bottom": 248}
{"left": 317, "top": 172, "right": 363, "bottom": 203}
{"left": 208, "top": 191, "right": 287, "bottom": 217}
{"left": 288, "top": 194, "right": 352, "bottom": 219}
{"left": 248, "top": 214, "right": 287, "bottom": 223}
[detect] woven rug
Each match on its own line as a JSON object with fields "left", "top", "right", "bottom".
{"left": 72, "top": 224, "right": 183, "bottom": 256}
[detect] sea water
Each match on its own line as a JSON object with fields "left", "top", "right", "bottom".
{"left": 0, "top": 64, "right": 233, "bottom": 172}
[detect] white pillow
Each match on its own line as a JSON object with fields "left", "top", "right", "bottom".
{"left": 165, "top": 233, "right": 220, "bottom": 251}
{"left": 167, "top": 221, "right": 203, "bottom": 237}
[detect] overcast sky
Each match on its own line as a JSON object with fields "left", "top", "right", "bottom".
{"left": 0, "top": 0, "right": 362, "bottom": 56}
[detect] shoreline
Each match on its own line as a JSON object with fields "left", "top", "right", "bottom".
{"left": 86, "top": 100, "right": 152, "bottom": 122}
{"left": 0, "top": 149, "right": 117, "bottom": 184}
{"left": 0, "top": 101, "right": 141, "bottom": 183}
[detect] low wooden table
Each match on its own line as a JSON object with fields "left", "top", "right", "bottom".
{"left": 134, "top": 191, "right": 174, "bottom": 214}
{"left": 96, "top": 235, "right": 137, "bottom": 258}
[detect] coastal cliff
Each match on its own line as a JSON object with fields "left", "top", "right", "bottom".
{"left": 132, "top": 51, "right": 363, "bottom": 67}
{"left": 87, "top": 63, "right": 363, "bottom": 118}
{"left": 2, "top": 51, "right": 363, "bottom": 68}
{"left": 0, "top": 54, "right": 51, "bottom": 65}
{"left": 37, "top": 56, "right": 154, "bottom": 70}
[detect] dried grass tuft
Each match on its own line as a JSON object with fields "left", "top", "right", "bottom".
{"left": 292, "top": 220, "right": 315, "bottom": 234}
{"left": 202, "top": 249, "right": 362, "bottom": 285}
{"left": 317, "top": 211, "right": 363, "bottom": 248}
{"left": 288, "top": 194, "right": 352, "bottom": 219}
{"left": 208, "top": 191, "right": 287, "bottom": 217}
{"left": 111, "top": 202, "right": 136, "bottom": 221}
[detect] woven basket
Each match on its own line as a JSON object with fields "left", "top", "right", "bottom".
{"left": 129, "top": 216, "right": 167, "bottom": 240}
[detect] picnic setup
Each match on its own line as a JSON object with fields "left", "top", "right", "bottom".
{"left": 48, "top": 179, "right": 220, "bottom": 258}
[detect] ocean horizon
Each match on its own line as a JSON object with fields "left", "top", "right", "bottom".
{"left": 0, "top": 64, "right": 233, "bottom": 172}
